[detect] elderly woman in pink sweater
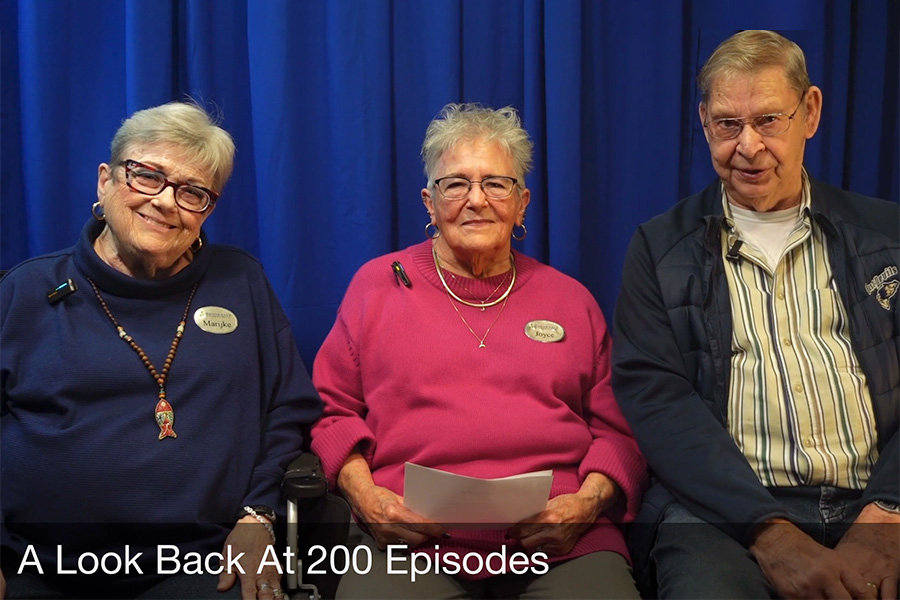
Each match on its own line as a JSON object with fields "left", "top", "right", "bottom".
{"left": 311, "top": 103, "right": 647, "bottom": 599}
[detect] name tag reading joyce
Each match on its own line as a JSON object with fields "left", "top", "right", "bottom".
{"left": 524, "top": 320, "right": 565, "bottom": 343}
{"left": 194, "top": 306, "right": 238, "bottom": 334}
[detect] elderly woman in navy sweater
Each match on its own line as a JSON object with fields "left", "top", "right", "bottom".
{"left": 311, "top": 103, "right": 647, "bottom": 599}
{"left": 0, "top": 101, "right": 322, "bottom": 599}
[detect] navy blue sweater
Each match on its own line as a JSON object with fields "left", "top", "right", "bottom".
{"left": 1, "top": 220, "right": 322, "bottom": 582}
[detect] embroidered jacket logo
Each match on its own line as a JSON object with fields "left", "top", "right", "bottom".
{"left": 866, "top": 265, "right": 899, "bottom": 311}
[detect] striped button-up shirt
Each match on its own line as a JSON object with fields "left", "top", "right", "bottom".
{"left": 721, "top": 178, "right": 878, "bottom": 489}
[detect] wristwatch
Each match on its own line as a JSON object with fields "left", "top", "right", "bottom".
{"left": 237, "top": 505, "right": 277, "bottom": 522}
{"left": 873, "top": 500, "right": 900, "bottom": 514}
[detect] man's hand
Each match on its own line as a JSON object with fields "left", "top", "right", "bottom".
{"left": 217, "top": 517, "right": 283, "bottom": 600}
{"left": 750, "top": 518, "right": 878, "bottom": 599}
{"left": 834, "top": 503, "right": 900, "bottom": 599}
{"left": 338, "top": 450, "right": 446, "bottom": 550}
{"left": 506, "top": 472, "right": 619, "bottom": 556}
{"left": 1, "top": 566, "right": 6, "bottom": 600}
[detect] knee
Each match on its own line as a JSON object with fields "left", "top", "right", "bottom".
{"left": 648, "top": 507, "right": 774, "bottom": 599}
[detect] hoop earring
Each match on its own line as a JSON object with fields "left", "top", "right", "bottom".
{"left": 92, "top": 202, "right": 105, "bottom": 221}
{"left": 425, "top": 222, "right": 440, "bottom": 239}
{"left": 190, "top": 236, "right": 203, "bottom": 252}
{"left": 512, "top": 223, "right": 527, "bottom": 241}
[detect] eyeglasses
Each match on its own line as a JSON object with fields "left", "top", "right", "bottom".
{"left": 434, "top": 176, "right": 519, "bottom": 200}
{"left": 119, "top": 160, "right": 218, "bottom": 213}
{"left": 703, "top": 92, "right": 807, "bottom": 141}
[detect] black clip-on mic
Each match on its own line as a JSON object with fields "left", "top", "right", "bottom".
{"left": 47, "top": 278, "right": 78, "bottom": 304}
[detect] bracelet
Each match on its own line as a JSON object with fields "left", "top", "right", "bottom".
{"left": 241, "top": 505, "right": 276, "bottom": 544}
{"left": 237, "top": 505, "right": 277, "bottom": 522}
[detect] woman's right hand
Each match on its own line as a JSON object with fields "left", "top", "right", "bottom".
{"left": 337, "top": 450, "right": 446, "bottom": 550}
{"left": 353, "top": 484, "right": 446, "bottom": 550}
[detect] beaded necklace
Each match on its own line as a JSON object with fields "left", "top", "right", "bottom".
{"left": 87, "top": 277, "right": 198, "bottom": 440}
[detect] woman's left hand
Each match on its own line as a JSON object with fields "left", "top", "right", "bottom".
{"left": 217, "top": 517, "right": 284, "bottom": 599}
{"left": 506, "top": 472, "right": 620, "bottom": 556}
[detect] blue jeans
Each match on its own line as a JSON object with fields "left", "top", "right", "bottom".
{"left": 650, "top": 486, "right": 863, "bottom": 599}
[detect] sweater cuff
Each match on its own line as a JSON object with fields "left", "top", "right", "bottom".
{"left": 578, "top": 442, "right": 648, "bottom": 522}
{"left": 310, "top": 417, "right": 376, "bottom": 488}
{"left": 241, "top": 469, "right": 286, "bottom": 520}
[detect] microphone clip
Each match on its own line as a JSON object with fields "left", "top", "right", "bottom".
{"left": 47, "top": 278, "right": 78, "bottom": 304}
{"left": 391, "top": 261, "right": 411, "bottom": 288}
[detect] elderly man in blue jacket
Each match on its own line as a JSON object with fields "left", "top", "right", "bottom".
{"left": 613, "top": 30, "right": 898, "bottom": 599}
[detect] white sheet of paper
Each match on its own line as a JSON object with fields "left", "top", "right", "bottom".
{"left": 403, "top": 462, "right": 553, "bottom": 528}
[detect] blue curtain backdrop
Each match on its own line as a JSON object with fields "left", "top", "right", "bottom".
{"left": 2, "top": 0, "right": 898, "bottom": 367}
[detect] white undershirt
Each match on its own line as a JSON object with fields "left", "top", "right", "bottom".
{"left": 728, "top": 203, "right": 803, "bottom": 271}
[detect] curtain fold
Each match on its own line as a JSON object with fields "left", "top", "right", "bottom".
{"left": 2, "top": 0, "right": 897, "bottom": 366}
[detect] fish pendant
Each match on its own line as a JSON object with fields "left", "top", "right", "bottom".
{"left": 155, "top": 398, "right": 177, "bottom": 440}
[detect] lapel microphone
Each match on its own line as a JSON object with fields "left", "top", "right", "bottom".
{"left": 47, "top": 278, "right": 78, "bottom": 304}
{"left": 727, "top": 238, "right": 744, "bottom": 260}
{"left": 392, "top": 261, "right": 411, "bottom": 287}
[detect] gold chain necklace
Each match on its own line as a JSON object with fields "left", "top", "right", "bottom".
{"left": 446, "top": 292, "right": 510, "bottom": 348}
{"left": 434, "top": 251, "right": 517, "bottom": 348}
{"left": 87, "top": 278, "right": 198, "bottom": 440}
{"left": 447, "top": 271, "right": 510, "bottom": 311}
{"left": 432, "top": 248, "right": 516, "bottom": 308}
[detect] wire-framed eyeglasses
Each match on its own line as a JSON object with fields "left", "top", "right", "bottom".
{"left": 434, "top": 176, "right": 519, "bottom": 200}
{"left": 120, "top": 160, "right": 218, "bottom": 213}
{"left": 703, "top": 92, "right": 807, "bottom": 141}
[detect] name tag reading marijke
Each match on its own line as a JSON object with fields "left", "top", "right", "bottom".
{"left": 194, "top": 306, "right": 239, "bottom": 334}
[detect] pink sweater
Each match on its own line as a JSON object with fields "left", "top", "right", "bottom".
{"left": 311, "top": 241, "right": 647, "bottom": 571}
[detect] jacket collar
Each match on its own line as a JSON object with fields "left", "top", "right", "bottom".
{"left": 698, "top": 173, "right": 842, "bottom": 248}
{"left": 806, "top": 178, "right": 841, "bottom": 238}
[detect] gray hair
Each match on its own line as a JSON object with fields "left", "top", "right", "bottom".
{"left": 698, "top": 30, "right": 810, "bottom": 104}
{"left": 109, "top": 100, "right": 236, "bottom": 193}
{"left": 421, "top": 103, "right": 533, "bottom": 188}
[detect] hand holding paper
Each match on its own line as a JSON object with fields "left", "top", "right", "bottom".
{"left": 338, "top": 451, "right": 446, "bottom": 550}
{"left": 403, "top": 462, "right": 553, "bottom": 528}
{"left": 507, "top": 472, "right": 622, "bottom": 556}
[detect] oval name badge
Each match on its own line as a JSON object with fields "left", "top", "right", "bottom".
{"left": 524, "top": 320, "right": 565, "bottom": 343}
{"left": 193, "top": 306, "right": 239, "bottom": 334}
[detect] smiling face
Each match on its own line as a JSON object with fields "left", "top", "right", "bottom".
{"left": 95, "top": 143, "right": 216, "bottom": 279}
{"left": 422, "top": 138, "right": 529, "bottom": 277}
{"left": 699, "top": 66, "right": 822, "bottom": 212}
